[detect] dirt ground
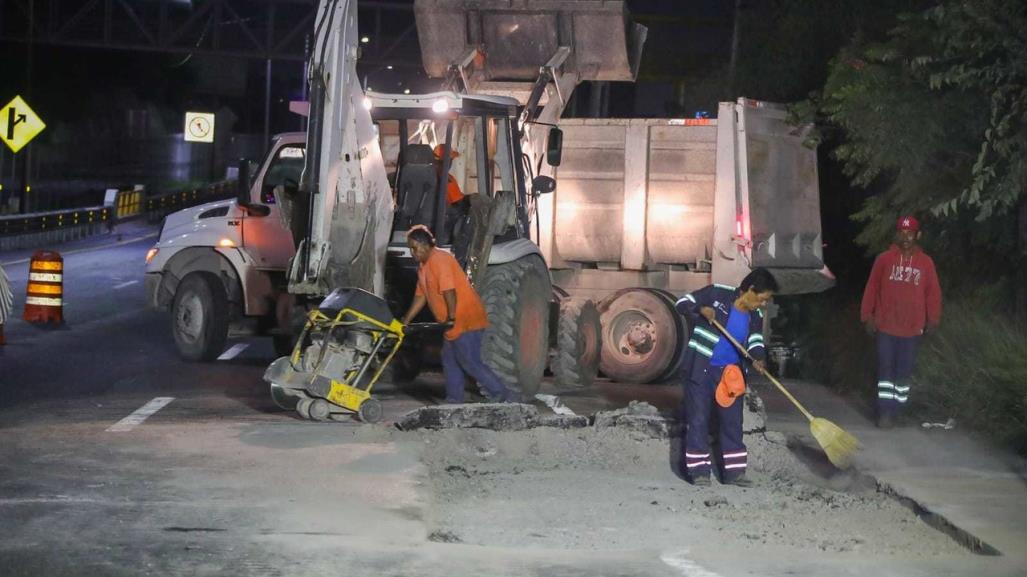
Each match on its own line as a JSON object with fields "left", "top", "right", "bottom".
{"left": 414, "top": 425, "right": 967, "bottom": 558}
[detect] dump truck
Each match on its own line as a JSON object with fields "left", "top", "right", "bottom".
{"left": 534, "top": 106, "right": 835, "bottom": 383}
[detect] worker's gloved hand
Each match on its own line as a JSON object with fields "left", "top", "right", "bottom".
{"left": 863, "top": 319, "right": 876, "bottom": 335}
{"left": 700, "top": 307, "right": 716, "bottom": 323}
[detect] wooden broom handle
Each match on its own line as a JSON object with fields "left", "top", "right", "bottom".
{"left": 710, "top": 317, "right": 815, "bottom": 422}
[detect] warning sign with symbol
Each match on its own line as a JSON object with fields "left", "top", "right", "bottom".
{"left": 184, "top": 112, "right": 215, "bottom": 143}
{"left": 0, "top": 95, "right": 46, "bottom": 153}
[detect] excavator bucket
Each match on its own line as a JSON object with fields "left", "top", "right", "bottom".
{"left": 415, "top": 0, "right": 646, "bottom": 83}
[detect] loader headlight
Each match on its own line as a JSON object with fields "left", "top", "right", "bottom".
{"left": 362, "top": 97, "right": 373, "bottom": 111}
{"left": 432, "top": 98, "right": 449, "bottom": 114}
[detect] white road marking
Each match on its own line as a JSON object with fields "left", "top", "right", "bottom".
{"left": 113, "top": 280, "right": 139, "bottom": 289}
{"left": 106, "top": 397, "right": 175, "bottom": 433}
{"left": 217, "top": 343, "right": 249, "bottom": 360}
{"left": 660, "top": 549, "right": 724, "bottom": 577}
{"left": 534, "top": 393, "right": 576, "bottom": 416}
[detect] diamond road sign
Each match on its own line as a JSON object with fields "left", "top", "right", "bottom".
{"left": 0, "top": 95, "right": 46, "bottom": 153}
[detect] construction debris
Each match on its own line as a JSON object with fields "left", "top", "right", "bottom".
{"left": 593, "top": 401, "right": 673, "bottom": 439}
{"left": 396, "top": 403, "right": 542, "bottom": 431}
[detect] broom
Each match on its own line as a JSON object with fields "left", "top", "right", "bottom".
{"left": 711, "top": 318, "right": 861, "bottom": 469}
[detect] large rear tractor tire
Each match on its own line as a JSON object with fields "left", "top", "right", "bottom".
{"left": 171, "top": 272, "right": 230, "bottom": 362}
{"left": 551, "top": 297, "right": 602, "bottom": 388}
{"left": 598, "top": 288, "right": 684, "bottom": 383}
{"left": 480, "top": 255, "right": 552, "bottom": 399}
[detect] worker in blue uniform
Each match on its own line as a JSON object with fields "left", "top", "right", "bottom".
{"left": 675, "top": 268, "right": 778, "bottom": 486}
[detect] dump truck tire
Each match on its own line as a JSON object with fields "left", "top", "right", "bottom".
{"left": 481, "top": 255, "right": 551, "bottom": 398}
{"left": 649, "top": 289, "right": 688, "bottom": 382}
{"left": 171, "top": 272, "right": 229, "bottom": 362}
{"left": 598, "top": 288, "right": 681, "bottom": 383}
{"left": 551, "top": 297, "right": 602, "bottom": 388}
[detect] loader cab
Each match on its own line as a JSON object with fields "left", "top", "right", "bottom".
{"left": 368, "top": 92, "right": 530, "bottom": 260}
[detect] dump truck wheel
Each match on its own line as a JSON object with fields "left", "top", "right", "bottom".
{"left": 551, "top": 297, "right": 602, "bottom": 388}
{"left": 649, "top": 289, "right": 688, "bottom": 382}
{"left": 171, "top": 272, "right": 229, "bottom": 362}
{"left": 481, "top": 255, "right": 551, "bottom": 399}
{"left": 598, "top": 288, "right": 681, "bottom": 383}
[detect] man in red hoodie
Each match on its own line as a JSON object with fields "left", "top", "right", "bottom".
{"left": 861, "top": 215, "right": 943, "bottom": 428}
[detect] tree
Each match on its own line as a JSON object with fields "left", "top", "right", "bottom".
{"left": 819, "top": 0, "right": 1027, "bottom": 281}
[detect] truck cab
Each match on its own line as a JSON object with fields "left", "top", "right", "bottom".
{"left": 144, "top": 133, "right": 303, "bottom": 361}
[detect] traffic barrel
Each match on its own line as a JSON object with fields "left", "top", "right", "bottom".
{"left": 23, "top": 250, "right": 64, "bottom": 324}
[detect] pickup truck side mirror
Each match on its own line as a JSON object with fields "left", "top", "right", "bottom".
{"left": 236, "top": 158, "right": 271, "bottom": 217}
{"left": 546, "top": 127, "right": 563, "bottom": 167}
{"left": 236, "top": 157, "right": 255, "bottom": 205}
{"left": 531, "top": 175, "right": 557, "bottom": 195}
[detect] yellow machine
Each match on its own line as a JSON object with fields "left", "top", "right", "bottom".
{"left": 264, "top": 288, "right": 406, "bottom": 423}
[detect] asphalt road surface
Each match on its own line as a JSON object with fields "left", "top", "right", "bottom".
{"left": 1, "top": 233, "right": 1023, "bottom": 577}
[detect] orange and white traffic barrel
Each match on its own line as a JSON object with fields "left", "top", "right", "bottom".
{"left": 23, "top": 250, "right": 64, "bottom": 324}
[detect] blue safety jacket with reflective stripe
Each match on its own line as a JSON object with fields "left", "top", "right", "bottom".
{"left": 675, "top": 284, "right": 766, "bottom": 383}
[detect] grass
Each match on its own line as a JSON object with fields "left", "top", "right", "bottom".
{"left": 786, "top": 290, "right": 1027, "bottom": 456}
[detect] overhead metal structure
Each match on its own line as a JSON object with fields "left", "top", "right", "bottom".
{"left": 0, "top": 0, "right": 419, "bottom": 66}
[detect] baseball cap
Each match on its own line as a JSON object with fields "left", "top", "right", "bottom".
{"left": 715, "top": 364, "right": 746, "bottom": 408}
{"left": 897, "top": 215, "right": 920, "bottom": 232}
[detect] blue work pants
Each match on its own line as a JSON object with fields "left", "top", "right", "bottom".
{"left": 683, "top": 366, "right": 747, "bottom": 481}
{"left": 441, "top": 330, "right": 509, "bottom": 403}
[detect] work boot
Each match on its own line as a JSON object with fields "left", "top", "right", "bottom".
{"left": 691, "top": 474, "right": 711, "bottom": 487}
{"left": 724, "top": 473, "right": 754, "bottom": 487}
{"left": 877, "top": 413, "right": 894, "bottom": 429}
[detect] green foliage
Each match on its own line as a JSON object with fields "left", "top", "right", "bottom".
{"left": 820, "top": 0, "right": 1027, "bottom": 253}
{"left": 795, "top": 291, "right": 1027, "bottom": 455}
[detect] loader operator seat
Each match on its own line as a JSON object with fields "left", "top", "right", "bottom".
{"left": 396, "top": 144, "right": 439, "bottom": 231}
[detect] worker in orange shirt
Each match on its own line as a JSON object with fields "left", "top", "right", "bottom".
{"left": 400, "top": 225, "right": 514, "bottom": 403}
{"left": 433, "top": 144, "right": 466, "bottom": 206}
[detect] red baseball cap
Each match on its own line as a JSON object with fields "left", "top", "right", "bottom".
{"left": 897, "top": 215, "right": 920, "bottom": 232}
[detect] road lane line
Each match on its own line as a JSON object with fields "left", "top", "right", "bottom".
{"left": 217, "top": 343, "right": 249, "bottom": 360}
{"left": 106, "top": 397, "right": 175, "bottom": 433}
{"left": 660, "top": 550, "right": 724, "bottom": 577}
{"left": 534, "top": 393, "right": 576, "bottom": 416}
{"left": 113, "top": 280, "right": 139, "bottom": 289}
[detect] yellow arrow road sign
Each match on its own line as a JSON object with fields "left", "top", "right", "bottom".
{"left": 0, "top": 95, "right": 46, "bottom": 153}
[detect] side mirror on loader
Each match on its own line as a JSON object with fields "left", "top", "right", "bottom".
{"left": 546, "top": 127, "right": 563, "bottom": 167}
{"left": 532, "top": 175, "right": 557, "bottom": 195}
{"left": 236, "top": 158, "right": 271, "bottom": 217}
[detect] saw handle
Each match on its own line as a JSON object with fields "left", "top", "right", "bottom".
{"left": 403, "top": 321, "right": 453, "bottom": 335}
{"left": 710, "top": 318, "right": 815, "bottom": 423}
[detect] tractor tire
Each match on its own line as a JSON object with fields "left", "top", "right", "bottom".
{"left": 171, "top": 272, "right": 230, "bottom": 362}
{"left": 551, "top": 297, "right": 602, "bottom": 388}
{"left": 598, "top": 288, "right": 682, "bottom": 384}
{"left": 480, "top": 255, "right": 551, "bottom": 399}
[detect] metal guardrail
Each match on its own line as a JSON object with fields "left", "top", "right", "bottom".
{"left": 0, "top": 181, "right": 235, "bottom": 250}
{"left": 145, "top": 181, "right": 235, "bottom": 224}
{"left": 0, "top": 205, "right": 111, "bottom": 237}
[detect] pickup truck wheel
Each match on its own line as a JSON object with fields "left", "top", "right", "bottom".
{"left": 481, "top": 255, "right": 551, "bottom": 399}
{"left": 171, "top": 272, "right": 229, "bottom": 362}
